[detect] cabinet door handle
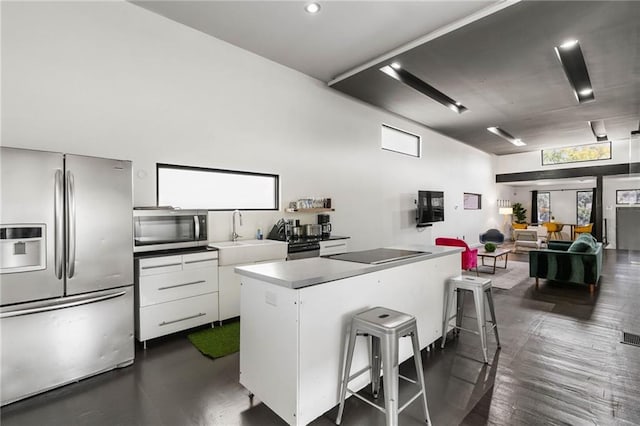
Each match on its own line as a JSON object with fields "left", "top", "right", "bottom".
{"left": 141, "top": 262, "right": 182, "bottom": 270}
{"left": 184, "top": 259, "right": 216, "bottom": 264}
{"left": 159, "top": 312, "right": 206, "bottom": 326}
{"left": 157, "top": 280, "right": 206, "bottom": 290}
{"left": 324, "top": 243, "right": 345, "bottom": 248}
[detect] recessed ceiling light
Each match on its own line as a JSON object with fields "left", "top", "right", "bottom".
{"left": 379, "top": 65, "right": 467, "bottom": 114}
{"left": 390, "top": 62, "right": 401, "bottom": 70}
{"left": 304, "top": 2, "right": 321, "bottom": 14}
{"left": 554, "top": 40, "right": 594, "bottom": 103}
{"left": 487, "top": 126, "right": 526, "bottom": 146}
{"left": 559, "top": 39, "right": 579, "bottom": 49}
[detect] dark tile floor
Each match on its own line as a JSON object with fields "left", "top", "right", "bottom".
{"left": 2, "top": 248, "right": 640, "bottom": 425}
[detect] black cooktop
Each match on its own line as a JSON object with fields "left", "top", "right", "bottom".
{"left": 327, "top": 248, "right": 429, "bottom": 265}
{"left": 269, "top": 235, "right": 349, "bottom": 245}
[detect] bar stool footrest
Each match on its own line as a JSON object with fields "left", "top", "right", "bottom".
{"left": 346, "top": 365, "right": 371, "bottom": 383}
{"left": 346, "top": 387, "right": 426, "bottom": 416}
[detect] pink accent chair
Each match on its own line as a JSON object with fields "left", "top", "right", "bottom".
{"left": 435, "top": 237, "right": 478, "bottom": 276}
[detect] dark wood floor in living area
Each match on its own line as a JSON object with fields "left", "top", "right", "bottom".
{"left": 2, "top": 248, "right": 640, "bottom": 426}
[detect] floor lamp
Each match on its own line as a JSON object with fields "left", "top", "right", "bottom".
{"left": 499, "top": 207, "right": 513, "bottom": 238}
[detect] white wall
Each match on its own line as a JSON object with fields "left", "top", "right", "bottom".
{"left": 1, "top": 1, "right": 498, "bottom": 250}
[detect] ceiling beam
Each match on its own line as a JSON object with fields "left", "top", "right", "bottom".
{"left": 496, "top": 162, "right": 639, "bottom": 183}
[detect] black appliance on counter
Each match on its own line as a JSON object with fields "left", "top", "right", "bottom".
{"left": 317, "top": 214, "right": 332, "bottom": 238}
{"left": 267, "top": 219, "right": 320, "bottom": 260}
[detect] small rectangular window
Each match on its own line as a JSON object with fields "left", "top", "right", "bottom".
{"left": 541, "top": 142, "right": 611, "bottom": 165}
{"left": 463, "top": 193, "right": 482, "bottom": 210}
{"left": 157, "top": 163, "right": 279, "bottom": 211}
{"left": 381, "top": 124, "right": 420, "bottom": 157}
{"left": 616, "top": 189, "right": 640, "bottom": 204}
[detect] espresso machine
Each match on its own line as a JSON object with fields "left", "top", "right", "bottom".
{"left": 317, "top": 214, "right": 332, "bottom": 238}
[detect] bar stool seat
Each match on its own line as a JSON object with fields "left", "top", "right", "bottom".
{"left": 441, "top": 276, "right": 500, "bottom": 363}
{"left": 336, "top": 306, "right": 431, "bottom": 426}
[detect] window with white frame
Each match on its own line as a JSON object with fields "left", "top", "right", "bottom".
{"left": 157, "top": 163, "right": 279, "bottom": 210}
{"left": 381, "top": 124, "right": 420, "bottom": 157}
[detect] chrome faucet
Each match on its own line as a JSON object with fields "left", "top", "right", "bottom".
{"left": 232, "top": 210, "right": 243, "bottom": 242}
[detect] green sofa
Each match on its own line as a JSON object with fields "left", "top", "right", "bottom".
{"left": 528, "top": 235, "right": 603, "bottom": 294}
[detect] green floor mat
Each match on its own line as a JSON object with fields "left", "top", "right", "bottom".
{"left": 187, "top": 321, "right": 240, "bottom": 359}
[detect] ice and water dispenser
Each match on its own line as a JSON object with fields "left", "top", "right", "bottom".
{"left": 0, "top": 224, "right": 46, "bottom": 273}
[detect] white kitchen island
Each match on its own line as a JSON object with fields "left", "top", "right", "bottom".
{"left": 235, "top": 245, "right": 462, "bottom": 426}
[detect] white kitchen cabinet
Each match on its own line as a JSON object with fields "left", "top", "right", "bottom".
{"left": 319, "top": 239, "right": 348, "bottom": 256}
{"left": 219, "top": 258, "right": 286, "bottom": 321}
{"left": 238, "top": 250, "right": 458, "bottom": 425}
{"left": 135, "top": 250, "right": 218, "bottom": 348}
{"left": 218, "top": 265, "right": 241, "bottom": 321}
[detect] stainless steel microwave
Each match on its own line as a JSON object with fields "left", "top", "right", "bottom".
{"left": 133, "top": 207, "right": 208, "bottom": 253}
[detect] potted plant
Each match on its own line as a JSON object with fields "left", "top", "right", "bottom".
{"left": 484, "top": 242, "right": 497, "bottom": 253}
{"left": 512, "top": 202, "right": 527, "bottom": 228}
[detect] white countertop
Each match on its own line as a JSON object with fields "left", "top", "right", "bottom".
{"left": 234, "top": 245, "right": 462, "bottom": 289}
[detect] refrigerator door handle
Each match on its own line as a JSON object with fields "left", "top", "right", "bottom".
{"left": 0, "top": 290, "right": 127, "bottom": 319}
{"left": 66, "top": 170, "right": 76, "bottom": 278}
{"left": 54, "top": 169, "right": 64, "bottom": 280}
{"left": 194, "top": 215, "right": 200, "bottom": 239}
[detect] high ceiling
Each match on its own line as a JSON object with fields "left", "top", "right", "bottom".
{"left": 132, "top": 1, "right": 640, "bottom": 156}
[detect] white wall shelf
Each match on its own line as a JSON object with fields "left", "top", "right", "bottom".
{"left": 285, "top": 208, "right": 334, "bottom": 213}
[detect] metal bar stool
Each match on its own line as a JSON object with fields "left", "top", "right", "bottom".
{"left": 336, "top": 306, "right": 431, "bottom": 426}
{"left": 441, "top": 276, "right": 500, "bottom": 363}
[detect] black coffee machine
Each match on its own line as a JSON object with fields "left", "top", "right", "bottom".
{"left": 317, "top": 214, "right": 331, "bottom": 237}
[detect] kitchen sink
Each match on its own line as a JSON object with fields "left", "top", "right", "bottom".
{"left": 208, "top": 239, "right": 287, "bottom": 265}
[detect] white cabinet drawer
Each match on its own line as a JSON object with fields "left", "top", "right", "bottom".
{"left": 139, "top": 267, "right": 218, "bottom": 306}
{"left": 137, "top": 292, "right": 218, "bottom": 342}
{"left": 183, "top": 251, "right": 218, "bottom": 270}
{"left": 139, "top": 255, "right": 183, "bottom": 276}
{"left": 319, "top": 240, "right": 348, "bottom": 256}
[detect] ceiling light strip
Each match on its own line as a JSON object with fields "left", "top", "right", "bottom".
{"left": 554, "top": 40, "right": 594, "bottom": 103}
{"left": 328, "top": 0, "right": 521, "bottom": 85}
{"left": 380, "top": 66, "right": 467, "bottom": 113}
{"left": 487, "top": 126, "right": 526, "bottom": 146}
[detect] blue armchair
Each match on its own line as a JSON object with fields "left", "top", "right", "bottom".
{"left": 479, "top": 229, "right": 505, "bottom": 245}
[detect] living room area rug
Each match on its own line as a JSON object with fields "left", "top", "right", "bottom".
{"left": 463, "top": 260, "right": 531, "bottom": 290}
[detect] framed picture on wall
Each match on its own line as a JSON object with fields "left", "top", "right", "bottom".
{"left": 463, "top": 193, "right": 482, "bottom": 210}
{"left": 616, "top": 189, "right": 640, "bottom": 204}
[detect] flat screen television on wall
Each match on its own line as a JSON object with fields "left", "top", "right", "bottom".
{"left": 417, "top": 190, "right": 444, "bottom": 226}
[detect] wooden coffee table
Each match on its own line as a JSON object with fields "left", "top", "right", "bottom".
{"left": 477, "top": 247, "right": 511, "bottom": 274}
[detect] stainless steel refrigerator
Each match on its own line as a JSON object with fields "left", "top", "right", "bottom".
{"left": 0, "top": 146, "right": 134, "bottom": 405}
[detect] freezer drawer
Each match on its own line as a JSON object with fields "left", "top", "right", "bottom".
{"left": 0, "top": 286, "right": 134, "bottom": 406}
{"left": 137, "top": 292, "right": 218, "bottom": 342}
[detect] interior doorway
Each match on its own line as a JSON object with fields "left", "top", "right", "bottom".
{"left": 616, "top": 207, "right": 640, "bottom": 250}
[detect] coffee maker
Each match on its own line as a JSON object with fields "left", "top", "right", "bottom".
{"left": 317, "top": 214, "right": 331, "bottom": 238}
